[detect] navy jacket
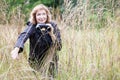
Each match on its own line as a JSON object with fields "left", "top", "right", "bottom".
{"left": 15, "top": 22, "right": 62, "bottom": 60}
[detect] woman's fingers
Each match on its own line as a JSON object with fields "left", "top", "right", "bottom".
{"left": 46, "top": 24, "right": 54, "bottom": 33}
{"left": 11, "top": 48, "right": 19, "bottom": 59}
{"left": 11, "top": 50, "right": 18, "bottom": 59}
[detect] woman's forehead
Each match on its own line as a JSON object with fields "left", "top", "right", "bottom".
{"left": 36, "top": 9, "right": 47, "bottom": 13}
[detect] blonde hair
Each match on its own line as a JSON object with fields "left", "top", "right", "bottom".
{"left": 29, "top": 4, "right": 51, "bottom": 24}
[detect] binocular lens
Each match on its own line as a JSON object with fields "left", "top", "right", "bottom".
{"left": 36, "top": 24, "right": 51, "bottom": 32}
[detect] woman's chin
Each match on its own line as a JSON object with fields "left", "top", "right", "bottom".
{"left": 37, "top": 21, "right": 46, "bottom": 24}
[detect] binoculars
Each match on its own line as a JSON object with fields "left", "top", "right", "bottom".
{"left": 36, "top": 23, "right": 51, "bottom": 32}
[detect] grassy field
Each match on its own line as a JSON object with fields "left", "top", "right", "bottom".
{"left": 0, "top": 23, "right": 120, "bottom": 80}
{"left": 0, "top": 0, "right": 120, "bottom": 80}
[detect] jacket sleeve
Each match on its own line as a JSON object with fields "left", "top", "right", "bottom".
{"left": 15, "top": 22, "right": 34, "bottom": 53}
{"left": 51, "top": 22, "right": 62, "bottom": 51}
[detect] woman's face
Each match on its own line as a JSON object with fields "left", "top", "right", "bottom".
{"left": 36, "top": 9, "right": 47, "bottom": 23}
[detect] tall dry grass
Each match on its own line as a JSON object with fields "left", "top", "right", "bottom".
{"left": 0, "top": 0, "right": 120, "bottom": 80}
{"left": 59, "top": 27, "right": 120, "bottom": 80}
{"left": 0, "top": 23, "right": 120, "bottom": 80}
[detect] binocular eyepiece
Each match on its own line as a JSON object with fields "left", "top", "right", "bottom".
{"left": 36, "top": 23, "right": 51, "bottom": 32}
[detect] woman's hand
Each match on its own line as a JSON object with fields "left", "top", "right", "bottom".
{"left": 11, "top": 47, "right": 19, "bottom": 59}
{"left": 46, "top": 23, "right": 56, "bottom": 43}
{"left": 46, "top": 24, "right": 54, "bottom": 33}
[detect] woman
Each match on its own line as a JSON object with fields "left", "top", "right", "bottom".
{"left": 11, "top": 4, "right": 62, "bottom": 78}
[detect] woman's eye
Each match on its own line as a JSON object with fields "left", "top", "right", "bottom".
{"left": 42, "top": 13, "right": 46, "bottom": 15}
{"left": 37, "top": 13, "right": 41, "bottom": 16}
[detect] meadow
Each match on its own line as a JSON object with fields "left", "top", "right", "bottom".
{"left": 0, "top": 0, "right": 120, "bottom": 80}
{"left": 0, "top": 23, "right": 120, "bottom": 80}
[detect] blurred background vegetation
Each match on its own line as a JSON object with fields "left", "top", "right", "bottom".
{"left": 0, "top": 0, "right": 120, "bottom": 29}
